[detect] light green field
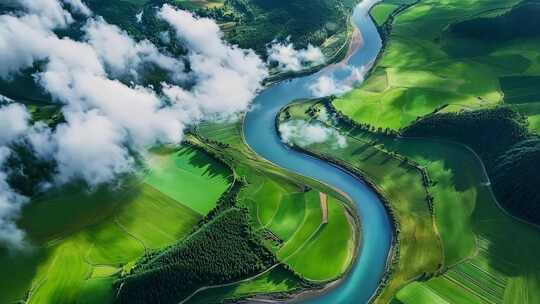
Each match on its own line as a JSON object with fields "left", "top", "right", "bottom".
{"left": 186, "top": 266, "right": 301, "bottom": 304}
{"left": 145, "top": 146, "right": 231, "bottom": 214}
{"left": 370, "top": 3, "right": 399, "bottom": 26}
{"left": 240, "top": 175, "right": 354, "bottom": 282}
{"left": 334, "top": 0, "right": 526, "bottom": 131}
{"left": 175, "top": 0, "right": 225, "bottom": 10}
{"left": 284, "top": 196, "right": 355, "bottom": 281}
{"left": 0, "top": 147, "right": 231, "bottom": 304}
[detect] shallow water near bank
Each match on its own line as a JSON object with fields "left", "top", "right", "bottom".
{"left": 243, "top": 0, "right": 393, "bottom": 303}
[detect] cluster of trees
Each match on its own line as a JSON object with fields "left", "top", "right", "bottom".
{"left": 116, "top": 208, "right": 276, "bottom": 304}
{"left": 403, "top": 107, "right": 540, "bottom": 224}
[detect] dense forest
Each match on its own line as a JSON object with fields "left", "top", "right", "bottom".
{"left": 403, "top": 107, "right": 540, "bottom": 225}
{"left": 443, "top": 0, "right": 540, "bottom": 57}
{"left": 492, "top": 138, "right": 540, "bottom": 224}
{"left": 116, "top": 207, "right": 276, "bottom": 303}
{"left": 191, "top": 0, "right": 358, "bottom": 55}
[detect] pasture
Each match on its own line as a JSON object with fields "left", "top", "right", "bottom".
{"left": 334, "top": 0, "right": 532, "bottom": 131}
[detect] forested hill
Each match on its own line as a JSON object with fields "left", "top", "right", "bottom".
{"left": 403, "top": 107, "right": 540, "bottom": 225}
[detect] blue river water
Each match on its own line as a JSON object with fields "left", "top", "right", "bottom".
{"left": 243, "top": 1, "right": 392, "bottom": 303}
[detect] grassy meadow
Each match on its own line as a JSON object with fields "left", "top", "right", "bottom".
{"left": 333, "top": 0, "right": 540, "bottom": 131}
{"left": 0, "top": 147, "right": 230, "bottom": 304}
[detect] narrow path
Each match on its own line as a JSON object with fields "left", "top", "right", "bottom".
{"left": 319, "top": 192, "right": 329, "bottom": 225}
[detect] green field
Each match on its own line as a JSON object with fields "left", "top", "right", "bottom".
{"left": 0, "top": 147, "right": 230, "bottom": 304}
{"left": 334, "top": 0, "right": 532, "bottom": 131}
{"left": 174, "top": 0, "right": 225, "bottom": 10}
{"left": 370, "top": 3, "right": 399, "bottom": 26}
{"left": 145, "top": 146, "right": 231, "bottom": 214}
{"left": 284, "top": 196, "right": 354, "bottom": 281}
{"left": 388, "top": 138, "right": 540, "bottom": 304}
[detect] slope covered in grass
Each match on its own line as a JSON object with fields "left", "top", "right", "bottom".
{"left": 334, "top": 0, "right": 530, "bottom": 131}
{"left": 145, "top": 146, "right": 231, "bottom": 214}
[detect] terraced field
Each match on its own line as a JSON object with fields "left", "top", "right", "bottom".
{"left": 0, "top": 148, "right": 230, "bottom": 304}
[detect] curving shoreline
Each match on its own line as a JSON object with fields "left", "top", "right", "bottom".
{"left": 242, "top": 0, "right": 394, "bottom": 303}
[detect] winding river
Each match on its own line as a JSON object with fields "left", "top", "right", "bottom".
{"left": 243, "top": 0, "right": 393, "bottom": 303}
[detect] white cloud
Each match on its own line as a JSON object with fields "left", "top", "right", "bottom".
{"left": 0, "top": 104, "right": 31, "bottom": 248}
{"left": 267, "top": 41, "right": 325, "bottom": 72}
{"left": 309, "top": 66, "right": 367, "bottom": 97}
{"left": 158, "top": 5, "right": 225, "bottom": 58}
{"left": 279, "top": 120, "right": 347, "bottom": 149}
{"left": 17, "top": 0, "right": 74, "bottom": 28}
{"left": 136, "top": 11, "right": 143, "bottom": 23}
{"left": 0, "top": 149, "right": 28, "bottom": 249}
{"left": 0, "top": 94, "right": 13, "bottom": 103}
{"left": 84, "top": 18, "right": 184, "bottom": 79}
{"left": 0, "top": 103, "right": 30, "bottom": 145}
{"left": 53, "top": 110, "right": 135, "bottom": 186}
{"left": 0, "top": 1, "right": 270, "bottom": 248}
{"left": 159, "top": 5, "right": 268, "bottom": 120}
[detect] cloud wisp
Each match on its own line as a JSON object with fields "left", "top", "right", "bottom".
{"left": 279, "top": 120, "right": 347, "bottom": 149}
{"left": 0, "top": 1, "right": 268, "bottom": 248}
{"left": 309, "top": 66, "right": 367, "bottom": 97}
{"left": 267, "top": 41, "right": 325, "bottom": 72}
